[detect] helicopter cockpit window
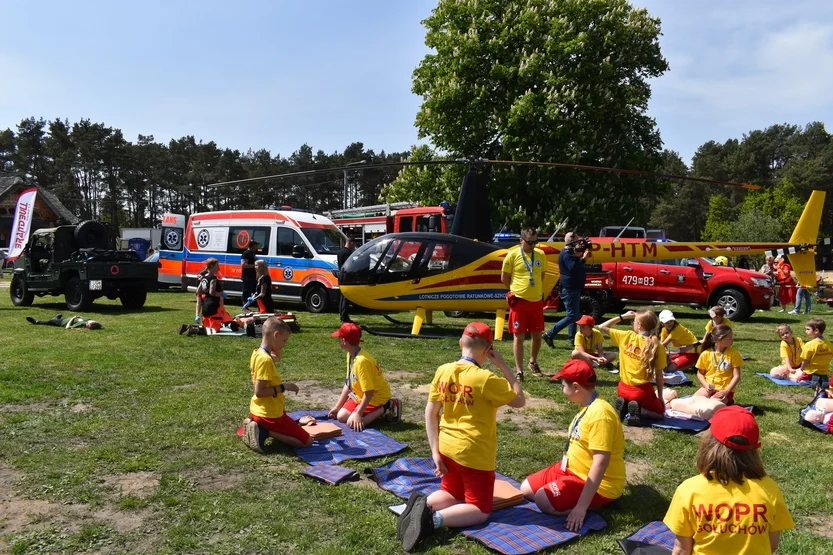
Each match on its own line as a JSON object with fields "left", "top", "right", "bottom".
{"left": 376, "top": 240, "right": 422, "bottom": 274}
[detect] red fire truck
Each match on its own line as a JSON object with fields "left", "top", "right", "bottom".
{"left": 327, "top": 202, "right": 453, "bottom": 245}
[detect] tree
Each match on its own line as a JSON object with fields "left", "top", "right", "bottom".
{"left": 380, "top": 145, "right": 463, "bottom": 206}
{"left": 701, "top": 194, "right": 735, "bottom": 241}
{"left": 412, "top": 0, "right": 669, "bottom": 231}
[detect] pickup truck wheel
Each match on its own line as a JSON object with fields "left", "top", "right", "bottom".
{"left": 74, "top": 220, "right": 109, "bottom": 250}
{"left": 120, "top": 286, "right": 147, "bottom": 309}
{"left": 304, "top": 285, "right": 330, "bottom": 313}
{"left": 10, "top": 276, "right": 35, "bottom": 306}
{"left": 65, "top": 276, "right": 93, "bottom": 311}
{"left": 579, "top": 295, "right": 604, "bottom": 322}
{"left": 712, "top": 288, "right": 750, "bottom": 321}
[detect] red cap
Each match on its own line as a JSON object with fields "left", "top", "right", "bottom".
{"left": 463, "top": 322, "right": 493, "bottom": 345}
{"left": 331, "top": 322, "right": 363, "bottom": 344}
{"left": 551, "top": 359, "right": 597, "bottom": 386}
{"left": 575, "top": 315, "right": 595, "bottom": 326}
{"left": 709, "top": 406, "right": 761, "bottom": 451}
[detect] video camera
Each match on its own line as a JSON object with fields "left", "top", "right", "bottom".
{"left": 567, "top": 237, "right": 593, "bottom": 252}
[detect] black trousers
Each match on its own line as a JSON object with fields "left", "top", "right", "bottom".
{"left": 339, "top": 293, "right": 351, "bottom": 323}
{"left": 241, "top": 278, "right": 257, "bottom": 302}
{"left": 29, "top": 314, "right": 64, "bottom": 326}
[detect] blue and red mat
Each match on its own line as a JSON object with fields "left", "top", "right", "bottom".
{"left": 371, "top": 457, "right": 607, "bottom": 555}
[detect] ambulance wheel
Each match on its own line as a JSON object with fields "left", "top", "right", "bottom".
{"left": 304, "top": 285, "right": 330, "bottom": 313}
{"left": 579, "top": 295, "right": 604, "bottom": 322}
{"left": 10, "top": 276, "right": 34, "bottom": 306}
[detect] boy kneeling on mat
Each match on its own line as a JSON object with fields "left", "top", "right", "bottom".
{"left": 242, "top": 317, "right": 313, "bottom": 452}
{"left": 328, "top": 323, "right": 401, "bottom": 430}
{"left": 520, "top": 359, "right": 625, "bottom": 531}
{"left": 397, "top": 322, "right": 525, "bottom": 552}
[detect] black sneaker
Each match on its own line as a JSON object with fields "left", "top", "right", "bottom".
{"left": 614, "top": 397, "right": 627, "bottom": 421}
{"left": 26, "top": 316, "right": 36, "bottom": 324}
{"left": 397, "top": 491, "right": 424, "bottom": 540}
{"left": 627, "top": 401, "right": 642, "bottom": 427}
{"left": 528, "top": 361, "right": 543, "bottom": 376}
{"left": 400, "top": 492, "right": 433, "bottom": 552}
{"left": 178, "top": 324, "right": 188, "bottom": 335}
{"left": 543, "top": 333, "right": 555, "bottom": 349}
{"left": 515, "top": 369, "right": 525, "bottom": 382}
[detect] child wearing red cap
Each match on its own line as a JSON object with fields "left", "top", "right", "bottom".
{"left": 328, "top": 322, "right": 399, "bottom": 430}
{"left": 521, "top": 359, "right": 625, "bottom": 531}
{"left": 242, "top": 317, "right": 313, "bottom": 453}
{"left": 600, "top": 310, "right": 667, "bottom": 426}
{"left": 397, "top": 322, "right": 525, "bottom": 552}
{"left": 664, "top": 406, "right": 794, "bottom": 554}
{"left": 570, "top": 315, "right": 617, "bottom": 369}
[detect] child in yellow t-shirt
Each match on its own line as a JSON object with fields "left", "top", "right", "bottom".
{"left": 570, "top": 315, "right": 617, "bottom": 369}
{"left": 242, "top": 317, "right": 312, "bottom": 453}
{"left": 769, "top": 324, "right": 807, "bottom": 382}
{"left": 328, "top": 323, "right": 399, "bottom": 430}
{"left": 701, "top": 305, "right": 733, "bottom": 345}
{"left": 397, "top": 323, "right": 524, "bottom": 552}
{"left": 695, "top": 325, "right": 742, "bottom": 406}
{"left": 664, "top": 406, "right": 794, "bottom": 554}
{"left": 798, "top": 317, "right": 832, "bottom": 391}
{"left": 659, "top": 310, "right": 700, "bottom": 372}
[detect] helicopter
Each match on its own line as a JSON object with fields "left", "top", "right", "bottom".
{"left": 209, "top": 160, "right": 825, "bottom": 339}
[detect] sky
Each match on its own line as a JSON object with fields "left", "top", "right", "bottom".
{"left": 1, "top": 0, "right": 832, "bottom": 165}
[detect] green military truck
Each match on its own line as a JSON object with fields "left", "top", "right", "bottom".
{"left": 9, "top": 221, "right": 158, "bottom": 311}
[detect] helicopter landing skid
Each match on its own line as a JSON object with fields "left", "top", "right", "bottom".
{"left": 382, "top": 314, "right": 422, "bottom": 327}
{"left": 359, "top": 325, "right": 446, "bottom": 340}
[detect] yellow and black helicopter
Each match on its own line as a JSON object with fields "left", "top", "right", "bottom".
{"left": 211, "top": 160, "right": 826, "bottom": 339}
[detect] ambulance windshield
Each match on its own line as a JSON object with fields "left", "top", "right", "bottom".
{"left": 301, "top": 227, "right": 346, "bottom": 255}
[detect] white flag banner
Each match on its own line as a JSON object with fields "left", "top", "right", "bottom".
{"left": 7, "top": 187, "right": 38, "bottom": 261}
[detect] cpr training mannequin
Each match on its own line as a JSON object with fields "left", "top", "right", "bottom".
{"left": 805, "top": 397, "right": 833, "bottom": 426}
{"left": 662, "top": 389, "right": 726, "bottom": 421}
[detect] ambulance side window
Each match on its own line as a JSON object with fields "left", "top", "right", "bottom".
{"left": 277, "top": 228, "right": 304, "bottom": 256}
{"left": 228, "top": 227, "right": 270, "bottom": 254}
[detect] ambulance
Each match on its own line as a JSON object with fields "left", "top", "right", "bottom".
{"left": 159, "top": 209, "right": 347, "bottom": 312}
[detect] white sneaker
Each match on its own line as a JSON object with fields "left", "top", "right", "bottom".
{"left": 789, "top": 311, "right": 799, "bottom": 315}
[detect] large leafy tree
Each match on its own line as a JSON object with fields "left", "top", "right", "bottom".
{"left": 411, "top": 0, "right": 669, "bottom": 231}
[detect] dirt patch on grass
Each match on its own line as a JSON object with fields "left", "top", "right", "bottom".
{"left": 626, "top": 459, "right": 652, "bottom": 482}
{"left": 807, "top": 514, "right": 833, "bottom": 539}
{"left": 188, "top": 468, "right": 246, "bottom": 492}
{"left": 623, "top": 426, "right": 656, "bottom": 445}
{"left": 497, "top": 394, "right": 564, "bottom": 429}
{"left": 0, "top": 403, "right": 50, "bottom": 413}
{"left": 0, "top": 464, "right": 151, "bottom": 537}
{"left": 764, "top": 431, "right": 792, "bottom": 444}
{"left": 68, "top": 402, "right": 92, "bottom": 413}
{"left": 293, "top": 380, "right": 343, "bottom": 409}
{"left": 101, "top": 471, "right": 160, "bottom": 498}
{"left": 172, "top": 383, "right": 200, "bottom": 390}
{"left": 762, "top": 391, "right": 809, "bottom": 405}
{"left": 385, "top": 370, "right": 423, "bottom": 382}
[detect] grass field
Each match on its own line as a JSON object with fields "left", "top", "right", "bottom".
{"left": 0, "top": 281, "right": 831, "bottom": 554}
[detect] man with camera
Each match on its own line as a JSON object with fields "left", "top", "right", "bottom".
{"left": 544, "top": 232, "right": 591, "bottom": 349}
{"left": 501, "top": 227, "right": 546, "bottom": 380}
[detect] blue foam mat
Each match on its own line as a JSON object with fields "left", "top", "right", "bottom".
{"left": 755, "top": 373, "right": 813, "bottom": 387}
{"left": 289, "top": 410, "right": 408, "bottom": 466}
{"left": 372, "top": 457, "right": 607, "bottom": 555}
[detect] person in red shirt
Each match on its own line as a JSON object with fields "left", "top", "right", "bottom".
{"left": 775, "top": 255, "right": 796, "bottom": 312}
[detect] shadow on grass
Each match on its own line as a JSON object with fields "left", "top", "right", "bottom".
{"left": 22, "top": 301, "right": 177, "bottom": 314}
{"left": 609, "top": 483, "right": 670, "bottom": 524}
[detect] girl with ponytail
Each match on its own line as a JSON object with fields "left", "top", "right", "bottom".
{"left": 600, "top": 310, "right": 666, "bottom": 426}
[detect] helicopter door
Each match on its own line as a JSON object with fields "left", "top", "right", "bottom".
{"left": 374, "top": 239, "right": 426, "bottom": 284}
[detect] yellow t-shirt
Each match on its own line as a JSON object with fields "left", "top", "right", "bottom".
{"left": 609, "top": 328, "right": 667, "bottom": 386}
{"left": 346, "top": 349, "right": 391, "bottom": 407}
{"left": 779, "top": 337, "right": 804, "bottom": 368}
{"left": 565, "top": 398, "right": 626, "bottom": 500}
{"left": 705, "top": 318, "right": 733, "bottom": 334}
{"left": 249, "top": 348, "right": 285, "bottom": 419}
{"left": 664, "top": 474, "right": 794, "bottom": 555}
{"left": 428, "top": 361, "right": 518, "bottom": 471}
{"left": 800, "top": 337, "right": 833, "bottom": 376}
{"left": 574, "top": 328, "right": 604, "bottom": 355}
{"left": 696, "top": 347, "right": 744, "bottom": 391}
{"left": 501, "top": 246, "right": 545, "bottom": 301}
{"left": 661, "top": 324, "right": 699, "bottom": 351}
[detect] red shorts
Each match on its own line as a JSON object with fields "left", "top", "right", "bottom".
{"left": 778, "top": 284, "right": 796, "bottom": 305}
{"left": 342, "top": 398, "right": 386, "bottom": 415}
{"left": 508, "top": 298, "right": 545, "bottom": 334}
{"left": 250, "top": 413, "right": 310, "bottom": 444}
{"left": 440, "top": 454, "right": 495, "bottom": 514}
{"left": 670, "top": 352, "right": 698, "bottom": 370}
{"left": 526, "top": 464, "right": 614, "bottom": 512}
{"left": 617, "top": 382, "right": 665, "bottom": 414}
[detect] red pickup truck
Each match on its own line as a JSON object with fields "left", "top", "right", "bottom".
{"left": 602, "top": 255, "right": 774, "bottom": 321}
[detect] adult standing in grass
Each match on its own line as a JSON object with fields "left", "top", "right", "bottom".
{"left": 242, "top": 317, "right": 313, "bottom": 453}
{"left": 240, "top": 239, "right": 259, "bottom": 303}
{"left": 544, "top": 231, "right": 590, "bottom": 352}
{"left": 520, "top": 359, "right": 625, "bottom": 531}
{"left": 397, "top": 322, "right": 525, "bottom": 552}
{"left": 663, "top": 406, "right": 794, "bottom": 554}
{"left": 501, "top": 227, "right": 546, "bottom": 380}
